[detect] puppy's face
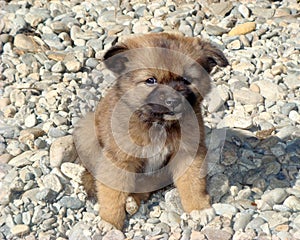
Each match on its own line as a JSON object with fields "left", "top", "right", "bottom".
{"left": 103, "top": 33, "right": 228, "bottom": 123}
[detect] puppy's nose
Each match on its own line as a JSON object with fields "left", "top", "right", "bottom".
{"left": 165, "top": 97, "right": 180, "bottom": 108}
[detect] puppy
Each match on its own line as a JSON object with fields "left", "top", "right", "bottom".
{"left": 73, "top": 32, "right": 228, "bottom": 229}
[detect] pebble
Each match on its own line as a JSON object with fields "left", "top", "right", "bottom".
{"left": 103, "top": 229, "right": 125, "bottom": 240}
{"left": 61, "top": 162, "right": 85, "bottom": 183}
{"left": 212, "top": 203, "right": 237, "bottom": 217}
{"left": 238, "top": 5, "right": 250, "bottom": 18}
{"left": 261, "top": 188, "right": 288, "bottom": 207}
{"left": 209, "top": 2, "right": 233, "bottom": 17}
{"left": 232, "top": 88, "right": 263, "bottom": 105}
{"left": 227, "top": 39, "right": 242, "bottom": 50}
{"left": 42, "top": 173, "right": 63, "bottom": 193}
{"left": 58, "top": 196, "right": 84, "bottom": 210}
{"left": 202, "top": 226, "right": 232, "bottom": 240}
{"left": 255, "top": 80, "right": 285, "bottom": 101}
{"left": 10, "top": 224, "right": 30, "bottom": 236}
{"left": 283, "top": 196, "right": 300, "bottom": 211}
{"left": 24, "top": 114, "right": 37, "bottom": 128}
{"left": 228, "top": 22, "right": 256, "bottom": 36}
{"left": 49, "top": 135, "right": 77, "bottom": 168}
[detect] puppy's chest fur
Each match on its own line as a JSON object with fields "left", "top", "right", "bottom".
{"left": 143, "top": 145, "right": 171, "bottom": 174}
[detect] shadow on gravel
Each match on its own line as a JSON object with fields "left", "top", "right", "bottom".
{"left": 206, "top": 127, "right": 300, "bottom": 204}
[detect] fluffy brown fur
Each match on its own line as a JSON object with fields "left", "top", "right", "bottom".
{"left": 73, "top": 32, "right": 228, "bottom": 230}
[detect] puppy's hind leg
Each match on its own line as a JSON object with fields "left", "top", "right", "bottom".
{"left": 81, "top": 170, "right": 96, "bottom": 198}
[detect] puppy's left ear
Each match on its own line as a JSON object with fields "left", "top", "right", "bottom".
{"left": 103, "top": 44, "right": 129, "bottom": 74}
{"left": 197, "top": 41, "right": 229, "bottom": 73}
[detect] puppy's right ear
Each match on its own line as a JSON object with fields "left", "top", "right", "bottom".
{"left": 103, "top": 44, "right": 129, "bottom": 74}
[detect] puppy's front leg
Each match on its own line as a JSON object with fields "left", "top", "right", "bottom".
{"left": 95, "top": 181, "right": 128, "bottom": 230}
{"left": 174, "top": 158, "right": 210, "bottom": 212}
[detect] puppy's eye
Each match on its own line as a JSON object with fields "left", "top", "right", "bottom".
{"left": 145, "top": 77, "right": 157, "bottom": 86}
{"left": 182, "top": 77, "right": 191, "bottom": 85}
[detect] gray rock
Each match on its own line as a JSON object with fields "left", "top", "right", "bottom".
{"left": 238, "top": 5, "right": 250, "bottom": 18}
{"left": 42, "top": 173, "right": 63, "bottom": 192}
{"left": 164, "top": 189, "right": 183, "bottom": 215}
{"left": 102, "top": 229, "right": 125, "bottom": 240}
{"left": 208, "top": 174, "right": 229, "bottom": 202}
{"left": 205, "top": 25, "right": 228, "bottom": 36}
{"left": 61, "top": 162, "right": 85, "bottom": 183}
{"left": 36, "top": 188, "right": 58, "bottom": 203}
{"left": 283, "top": 196, "right": 300, "bottom": 211}
{"left": 210, "top": 2, "right": 233, "bottom": 17}
{"left": 48, "top": 127, "right": 67, "bottom": 138}
{"left": 58, "top": 196, "right": 84, "bottom": 209}
{"left": 8, "top": 151, "right": 34, "bottom": 167}
{"left": 10, "top": 224, "right": 30, "bottom": 237}
{"left": 51, "top": 61, "right": 66, "bottom": 73}
{"left": 202, "top": 226, "right": 232, "bottom": 240}
{"left": 227, "top": 40, "right": 242, "bottom": 50}
{"left": 255, "top": 80, "right": 285, "bottom": 101}
{"left": 233, "top": 211, "right": 253, "bottom": 231}
{"left": 251, "top": 7, "right": 275, "bottom": 19}
{"left": 14, "top": 34, "right": 37, "bottom": 52}
{"left": 24, "top": 114, "right": 37, "bottom": 128}
{"left": 233, "top": 88, "right": 263, "bottom": 105}
{"left": 49, "top": 135, "right": 77, "bottom": 168}
{"left": 212, "top": 203, "right": 237, "bottom": 217}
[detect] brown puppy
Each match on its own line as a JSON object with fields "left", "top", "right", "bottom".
{"left": 73, "top": 32, "right": 228, "bottom": 229}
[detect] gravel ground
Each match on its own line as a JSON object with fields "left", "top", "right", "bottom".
{"left": 0, "top": 0, "right": 300, "bottom": 239}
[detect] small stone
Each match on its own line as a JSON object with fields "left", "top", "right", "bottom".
{"left": 283, "top": 196, "right": 300, "bottom": 211}
{"left": 228, "top": 22, "right": 256, "bottom": 36}
{"left": 51, "top": 61, "right": 65, "bottom": 73}
{"left": 190, "top": 231, "right": 205, "bottom": 240}
{"left": 8, "top": 151, "right": 34, "bottom": 167}
{"left": 0, "top": 182, "right": 11, "bottom": 205}
{"left": 205, "top": 25, "right": 228, "bottom": 36}
{"left": 212, "top": 203, "right": 237, "bottom": 217}
{"left": 165, "top": 188, "right": 184, "bottom": 215}
{"left": 190, "top": 208, "right": 216, "bottom": 226}
{"left": 24, "top": 114, "right": 37, "bottom": 128}
{"left": 10, "top": 89, "right": 26, "bottom": 107}
{"left": 207, "top": 174, "right": 229, "bottom": 202}
{"left": 49, "top": 135, "right": 77, "bottom": 168}
{"left": 103, "top": 229, "right": 125, "bottom": 240}
{"left": 132, "top": 21, "right": 150, "bottom": 34}
{"left": 227, "top": 40, "right": 242, "bottom": 50}
{"left": 255, "top": 80, "right": 285, "bottom": 101}
{"left": 36, "top": 188, "right": 58, "bottom": 203}
{"left": 251, "top": 7, "right": 275, "bottom": 19}
{"left": 0, "top": 97, "right": 11, "bottom": 110}
{"left": 61, "top": 162, "right": 85, "bottom": 183}
{"left": 125, "top": 196, "right": 139, "bottom": 216}
{"left": 42, "top": 174, "right": 63, "bottom": 192}
{"left": 65, "top": 60, "right": 81, "bottom": 72}
{"left": 202, "top": 226, "right": 232, "bottom": 240}
{"left": 289, "top": 110, "right": 300, "bottom": 123}
{"left": 233, "top": 212, "right": 253, "bottom": 231}
{"left": 11, "top": 224, "right": 30, "bottom": 236}
{"left": 233, "top": 89, "right": 263, "bottom": 105}
{"left": 238, "top": 5, "right": 250, "bottom": 18}
{"left": 0, "top": 154, "right": 13, "bottom": 164}
{"left": 210, "top": 2, "right": 233, "bottom": 17}
{"left": 58, "top": 196, "right": 84, "bottom": 209}
{"left": 14, "top": 34, "right": 38, "bottom": 52}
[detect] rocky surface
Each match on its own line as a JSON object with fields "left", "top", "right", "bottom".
{"left": 0, "top": 0, "right": 300, "bottom": 239}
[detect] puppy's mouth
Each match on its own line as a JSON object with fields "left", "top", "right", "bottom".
{"left": 163, "top": 112, "right": 183, "bottom": 121}
{"left": 138, "top": 104, "right": 184, "bottom": 122}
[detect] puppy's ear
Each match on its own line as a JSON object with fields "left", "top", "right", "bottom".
{"left": 197, "top": 41, "right": 229, "bottom": 73}
{"left": 103, "top": 44, "right": 129, "bottom": 74}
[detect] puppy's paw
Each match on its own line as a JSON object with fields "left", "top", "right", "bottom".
{"left": 125, "top": 196, "right": 139, "bottom": 215}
